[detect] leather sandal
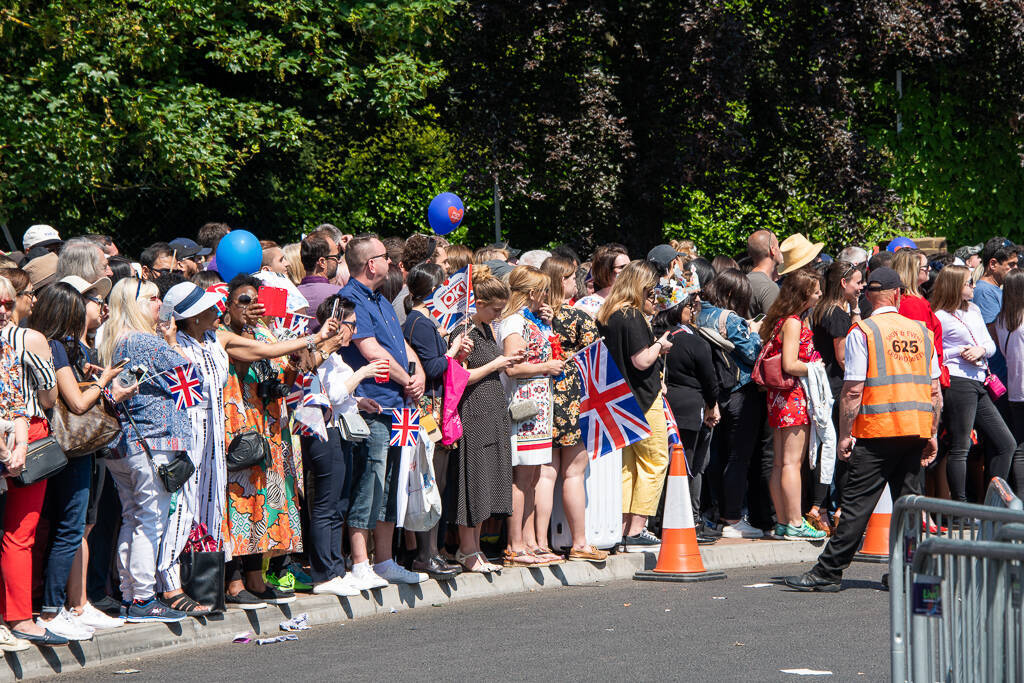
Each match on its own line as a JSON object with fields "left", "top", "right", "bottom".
{"left": 164, "top": 592, "right": 212, "bottom": 616}
{"left": 503, "top": 548, "right": 544, "bottom": 568}
{"left": 529, "top": 547, "right": 564, "bottom": 565}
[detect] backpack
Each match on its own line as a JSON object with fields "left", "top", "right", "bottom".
{"left": 697, "top": 309, "right": 741, "bottom": 394}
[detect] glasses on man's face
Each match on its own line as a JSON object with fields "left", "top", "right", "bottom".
{"left": 367, "top": 253, "right": 389, "bottom": 263}
{"left": 151, "top": 268, "right": 173, "bottom": 278}
{"left": 324, "top": 252, "right": 342, "bottom": 262}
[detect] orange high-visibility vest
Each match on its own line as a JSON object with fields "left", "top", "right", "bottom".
{"left": 853, "top": 312, "right": 934, "bottom": 439}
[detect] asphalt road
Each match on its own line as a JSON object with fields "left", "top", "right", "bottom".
{"left": 63, "top": 562, "right": 889, "bottom": 682}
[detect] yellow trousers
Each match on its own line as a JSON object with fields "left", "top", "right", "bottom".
{"left": 621, "top": 394, "right": 669, "bottom": 516}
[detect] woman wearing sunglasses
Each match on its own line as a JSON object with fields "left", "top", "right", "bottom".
{"left": 218, "top": 275, "right": 338, "bottom": 609}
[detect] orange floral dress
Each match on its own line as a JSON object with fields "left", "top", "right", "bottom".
{"left": 222, "top": 324, "right": 303, "bottom": 558}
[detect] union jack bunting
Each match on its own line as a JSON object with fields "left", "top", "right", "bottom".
{"left": 205, "top": 283, "right": 229, "bottom": 315}
{"left": 157, "top": 364, "right": 204, "bottom": 409}
{"left": 424, "top": 266, "right": 475, "bottom": 329}
{"left": 663, "top": 396, "right": 681, "bottom": 447}
{"left": 572, "top": 340, "right": 651, "bottom": 459}
{"left": 390, "top": 408, "right": 420, "bottom": 448}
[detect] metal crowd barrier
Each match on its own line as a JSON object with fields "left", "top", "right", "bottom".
{"left": 890, "top": 478, "right": 1024, "bottom": 682}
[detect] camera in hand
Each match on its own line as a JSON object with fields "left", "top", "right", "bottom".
{"left": 251, "top": 358, "right": 289, "bottom": 402}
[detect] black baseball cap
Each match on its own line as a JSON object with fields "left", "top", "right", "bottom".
{"left": 865, "top": 266, "right": 902, "bottom": 292}
{"left": 489, "top": 241, "right": 522, "bottom": 259}
{"left": 169, "top": 237, "right": 211, "bottom": 259}
{"left": 647, "top": 244, "right": 683, "bottom": 271}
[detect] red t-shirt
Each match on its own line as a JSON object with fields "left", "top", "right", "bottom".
{"left": 898, "top": 293, "right": 946, "bottom": 382}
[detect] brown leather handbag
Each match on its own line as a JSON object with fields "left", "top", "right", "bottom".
{"left": 751, "top": 323, "right": 797, "bottom": 392}
{"left": 49, "top": 382, "right": 122, "bottom": 458}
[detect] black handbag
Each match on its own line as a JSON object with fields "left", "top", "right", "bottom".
{"left": 180, "top": 550, "right": 226, "bottom": 614}
{"left": 122, "top": 406, "right": 195, "bottom": 493}
{"left": 226, "top": 430, "right": 271, "bottom": 472}
{"left": 14, "top": 435, "right": 68, "bottom": 486}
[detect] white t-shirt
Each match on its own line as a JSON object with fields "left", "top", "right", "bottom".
{"left": 495, "top": 314, "right": 528, "bottom": 397}
{"left": 844, "top": 307, "right": 940, "bottom": 381}
{"left": 573, "top": 294, "right": 605, "bottom": 318}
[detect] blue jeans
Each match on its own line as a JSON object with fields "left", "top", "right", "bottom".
{"left": 347, "top": 413, "right": 392, "bottom": 530}
{"left": 301, "top": 428, "right": 351, "bottom": 583}
{"left": 42, "top": 455, "right": 93, "bottom": 613}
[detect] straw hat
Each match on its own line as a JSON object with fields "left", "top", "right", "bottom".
{"left": 778, "top": 233, "right": 824, "bottom": 275}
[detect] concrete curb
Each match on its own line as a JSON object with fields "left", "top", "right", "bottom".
{"left": 4, "top": 538, "right": 825, "bottom": 680}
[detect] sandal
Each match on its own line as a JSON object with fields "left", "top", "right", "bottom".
{"left": 164, "top": 592, "right": 212, "bottom": 616}
{"left": 529, "top": 547, "right": 564, "bottom": 565}
{"left": 456, "top": 550, "right": 497, "bottom": 574}
{"left": 502, "top": 548, "right": 544, "bottom": 568}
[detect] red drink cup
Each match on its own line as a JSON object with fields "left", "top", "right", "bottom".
{"left": 374, "top": 364, "right": 390, "bottom": 384}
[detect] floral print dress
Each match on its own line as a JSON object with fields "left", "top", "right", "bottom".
{"left": 496, "top": 312, "right": 553, "bottom": 466}
{"left": 764, "top": 315, "right": 820, "bottom": 429}
{"left": 551, "top": 304, "right": 598, "bottom": 447}
{"left": 221, "top": 324, "right": 303, "bottom": 558}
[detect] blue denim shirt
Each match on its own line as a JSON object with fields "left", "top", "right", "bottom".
{"left": 696, "top": 305, "right": 762, "bottom": 391}
{"left": 339, "top": 277, "right": 409, "bottom": 410}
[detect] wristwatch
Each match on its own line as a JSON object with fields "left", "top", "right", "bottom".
{"left": 319, "top": 349, "right": 330, "bottom": 362}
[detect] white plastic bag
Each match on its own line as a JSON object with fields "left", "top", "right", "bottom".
{"left": 400, "top": 428, "right": 442, "bottom": 531}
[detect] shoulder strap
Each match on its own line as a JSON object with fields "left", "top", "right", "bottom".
{"left": 717, "top": 309, "right": 729, "bottom": 337}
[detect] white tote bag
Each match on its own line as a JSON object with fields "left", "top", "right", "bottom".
{"left": 400, "top": 428, "right": 442, "bottom": 531}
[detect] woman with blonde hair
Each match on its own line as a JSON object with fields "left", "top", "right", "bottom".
{"left": 495, "top": 266, "right": 564, "bottom": 566}
{"left": 758, "top": 269, "right": 826, "bottom": 540}
{"left": 931, "top": 265, "right": 1016, "bottom": 501}
{"left": 596, "top": 260, "right": 672, "bottom": 551}
{"left": 537, "top": 256, "right": 606, "bottom": 560}
{"left": 445, "top": 244, "right": 473, "bottom": 274}
{"left": 281, "top": 243, "right": 304, "bottom": 287}
{"left": 100, "top": 277, "right": 193, "bottom": 623}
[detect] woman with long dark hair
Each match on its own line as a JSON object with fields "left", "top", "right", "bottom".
{"left": 758, "top": 269, "right": 826, "bottom": 540}
{"left": 807, "top": 260, "right": 864, "bottom": 533}
{"left": 932, "top": 265, "right": 1016, "bottom": 501}
{"left": 995, "top": 269, "right": 1024, "bottom": 494}
{"left": 597, "top": 260, "right": 672, "bottom": 551}
{"left": 697, "top": 269, "right": 765, "bottom": 538}
{"left": 574, "top": 245, "right": 629, "bottom": 318}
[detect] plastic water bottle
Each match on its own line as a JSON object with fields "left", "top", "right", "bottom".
{"left": 117, "top": 370, "right": 136, "bottom": 387}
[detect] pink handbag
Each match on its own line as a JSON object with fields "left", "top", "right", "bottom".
{"left": 441, "top": 357, "right": 469, "bottom": 446}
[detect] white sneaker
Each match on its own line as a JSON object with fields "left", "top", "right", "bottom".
{"left": 37, "top": 607, "right": 94, "bottom": 641}
{"left": 350, "top": 566, "right": 388, "bottom": 591}
{"left": 312, "top": 575, "right": 361, "bottom": 597}
{"left": 76, "top": 603, "right": 125, "bottom": 629}
{"left": 721, "top": 519, "right": 765, "bottom": 539}
{"left": 374, "top": 559, "right": 427, "bottom": 585}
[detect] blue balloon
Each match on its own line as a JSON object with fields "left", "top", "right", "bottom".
{"left": 215, "top": 229, "right": 262, "bottom": 282}
{"left": 427, "top": 192, "right": 465, "bottom": 235}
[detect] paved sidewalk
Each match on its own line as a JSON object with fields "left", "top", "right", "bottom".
{"left": 5, "top": 538, "right": 826, "bottom": 680}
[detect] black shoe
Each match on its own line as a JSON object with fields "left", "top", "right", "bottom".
{"left": 253, "top": 585, "right": 296, "bottom": 605}
{"left": 411, "top": 556, "right": 459, "bottom": 580}
{"left": 91, "top": 595, "right": 123, "bottom": 615}
{"left": 621, "top": 529, "right": 662, "bottom": 552}
{"left": 696, "top": 531, "right": 719, "bottom": 545}
{"left": 436, "top": 555, "right": 463, "bottom": 576}
{"left": 783, "top": 570, "right": 841, "bottom": 592}
{"left": 225, "top": 589, "right": 268, "bottom": 610}
{"left": 881, "top": 573, "right": 889, "bottom": 591}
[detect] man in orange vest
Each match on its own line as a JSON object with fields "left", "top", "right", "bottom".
{"left": 785, "top": 267, "right": 942, "bottom": 591}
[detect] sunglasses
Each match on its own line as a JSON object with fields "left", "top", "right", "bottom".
{"left": 150, "top": 268, "right": 173, "bottom": 278}
{"left": 0, "top": 300, "right": 14, "bottom": 311}
{"left": 86, "top": 295, "right": 104, "bottom": 305}
{"left": 235, "top": 294, "right": 253, "bottom": 305}
{"left": 341, "top": 320, "right": 356, "bottom": 329}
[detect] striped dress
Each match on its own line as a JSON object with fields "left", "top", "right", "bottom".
{"left": 0, "top": 325, "right": 56, "bottom": 419}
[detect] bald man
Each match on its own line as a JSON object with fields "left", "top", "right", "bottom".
{"left": 747, "top": 230, "right": 783, "bottom": 317}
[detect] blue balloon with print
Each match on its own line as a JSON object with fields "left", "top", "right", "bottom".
{"left": 887, "top": 236, "right": 917, "bottom": 252}
{"left": 214, "top": 229, "right": 262, "bottom": 282}
{"left": 427, "top": 192, "right": 465, "bottom": 235}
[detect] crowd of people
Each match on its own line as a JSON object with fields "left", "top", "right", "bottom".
{"left": 0, "top": 219, "right": 1018, "bottom": 648}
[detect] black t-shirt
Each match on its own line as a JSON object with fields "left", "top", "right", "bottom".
{"left": 597, "top": 307, "right": 661, "bottom": 413}
{"left": 811, "top": 306, "right": 852, "bottom": 395}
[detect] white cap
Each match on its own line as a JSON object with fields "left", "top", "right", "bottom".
{"left": 23, "top": 224, "right": 62, "bottom": 251}
{"left": 163, "top": 282, "right": 224, "bottom": 320}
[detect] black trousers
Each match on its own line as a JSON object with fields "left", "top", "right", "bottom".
{"left": 1005, "top": 402, "right": 1024, "bottom": 494}
{"left": 945, "top": 376, "right": 1016, "bottom": 501}
{"left": 814, "top": 436, "right": 925, "bottom": 580}
{"left": 716, "top": 383, "right": 772, "bottom": 522}
{"left": 301, "top": 427, "right": 351, "bottom": 583}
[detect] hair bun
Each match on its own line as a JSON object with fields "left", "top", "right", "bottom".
{"left": 472, "top": 264, "right": 493, "bottom": 282}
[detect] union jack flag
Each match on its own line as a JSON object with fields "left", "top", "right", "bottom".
{"left": 205, "top": 283, "right": 229, "bottom": 315}
{"left": 572, "top": 340, "right": 651, "bottom": 459}
{"left": 390, "top": 408, "right": 420, "bottom": 448}
{"left": 663, "top": 397, "right": 681, "bottom": 447}
{"left": 157, "top": 364, "right": 204, "bottom": 409}
{"left": 271, "top": 312, "right": 309, "bottom": 339}
{"left": 286, "top": 372, "right": 314, "bottom": 410}
{"left": 425, "top": 266, "right": 475, "bottom": 329}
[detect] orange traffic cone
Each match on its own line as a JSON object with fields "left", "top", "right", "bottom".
{"left": 853, "top": 483, "right": 892, "bottom": 563}
{"left": 634, "top": 444, "right": 725, "bottom": 582}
